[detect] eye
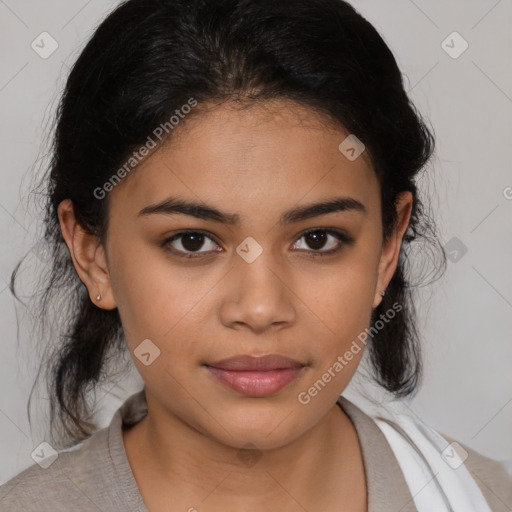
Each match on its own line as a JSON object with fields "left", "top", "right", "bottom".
{"left": 291, "top": 228, "right": 354, "bottom": 257}
{"left": 162, "top": 228, "right": 354, "bottom": 260}
{"left": 162, "top": 230, "right": 221, "bottom": 259}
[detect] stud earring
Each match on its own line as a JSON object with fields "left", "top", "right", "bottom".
{"left": 96, "top": 294, "right": 101, "bottom": 301}
{"left": 381, "top": 290, "right": 386, "bottom": 297}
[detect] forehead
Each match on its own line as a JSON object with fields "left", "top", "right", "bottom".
{"left": 108, "top": 100, "right": 379, "bottom": 223}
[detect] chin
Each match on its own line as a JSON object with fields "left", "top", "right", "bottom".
{"left": 201, "top": 410, "right": 307, "bottom": 452}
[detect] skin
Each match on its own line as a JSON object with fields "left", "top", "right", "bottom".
{"left": 58, "top": 99, "right": 412, "bottom": 511}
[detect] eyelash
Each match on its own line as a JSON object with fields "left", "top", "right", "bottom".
{"left": 161, "top": 228, "right": 355, "bottom": 260}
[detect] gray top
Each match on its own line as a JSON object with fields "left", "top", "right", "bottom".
{"left": 1, "top": 389, "right": 511, "bottom": 511}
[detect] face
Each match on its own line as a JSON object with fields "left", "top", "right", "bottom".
{"left": 60, "top": 99, "right": 411, "bottom": 450}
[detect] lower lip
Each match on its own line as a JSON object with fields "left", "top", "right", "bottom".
{"left": 204, "top": 366, "right": 305, "bottom": 397}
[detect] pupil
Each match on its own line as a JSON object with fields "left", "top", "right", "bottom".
{"left": 182, "top": 233, "right": 204, "bottom": 251}
{"left": 307, "top": 231, "right": 326, "bottom": 250}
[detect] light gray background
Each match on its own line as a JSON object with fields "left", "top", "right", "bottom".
{"left": 1, "top": 0, "right": 511, "bottom": 483}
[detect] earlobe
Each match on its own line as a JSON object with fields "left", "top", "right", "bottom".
{"left": 372, "top": 289, "right": 387, "bottom": 310}
{"left": 373, "top": 191, "right": 413, "bottom": 309}
{"left": 57, "top": 199, "right": 117, "bottom": 310}
{"left": 91, "top": 243, "right": 117, "bottom": 310}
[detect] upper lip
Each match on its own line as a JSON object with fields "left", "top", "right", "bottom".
{"left": 205, "top": 354, "right": 306, "bottom": 371}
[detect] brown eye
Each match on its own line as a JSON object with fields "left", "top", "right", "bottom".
{"left": 180, "top": 232, "right": 206, "bottom": 251}
{"left": 163, "top": 231, "right": 220, "bottom": 258}
{"left": 304, "top": 230, "right": 328, "bottom": 250}
{"left": 291, "top": 228, "right": 355, "bottom": 256}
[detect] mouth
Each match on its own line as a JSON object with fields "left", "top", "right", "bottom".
{"left": 203, "top": 354, "right": 307, "bottom": 397}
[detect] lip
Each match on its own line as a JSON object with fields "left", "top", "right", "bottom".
{"left": 203, "top": 354, "right": 306, "bottom": 397}
{"left": 205, "top": 354, "right": 305, "bottom": 371}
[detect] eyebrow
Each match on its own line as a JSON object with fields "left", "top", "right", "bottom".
{"left": 137, "top": 196, "right": 367, "bottom": 225}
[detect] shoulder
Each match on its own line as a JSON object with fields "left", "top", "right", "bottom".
{"left": 0, "top": 426, "right": 115, "bottom": 512}
{"left": 338, "top": 395, "right": 512, "bottom": 511}
{"left": 0, "top": 430, "right": 110, "bottom": 512}
{"left": 442, "top": 433, "right": 512, "bottom": 512}
{"left": 0, "top": 391, "right": 149, "bottom": 512}
{"left": 337, "top": 396, "right": 419, "bottom": 511}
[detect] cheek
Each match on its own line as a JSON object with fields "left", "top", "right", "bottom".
{"left": 313, "top": 271, "right": 373, "bottom": 318}
{"left": 297, "top": 252, "right": 378, "bottom": 384}
{"left": 107, "top": 242, "right": 173, "bottom": 342}
{"left": 304, "top": 255, "right": 378, "bottom": 332}
{"left": 108, "top": 245, "right": 214, "bottom": 362}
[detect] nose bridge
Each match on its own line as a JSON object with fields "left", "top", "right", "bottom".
{"left": 221, "top": 242, "right": 295, "bottom": 331}
{"left": 236, "top": 244, "right": 285, "bottom": 303}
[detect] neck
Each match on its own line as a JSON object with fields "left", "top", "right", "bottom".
{"left": 122, "top": 396, "right": 366, "bottom": 510}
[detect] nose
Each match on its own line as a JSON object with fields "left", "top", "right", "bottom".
{"left": 219, "top": 254, "right": 296, "bottom": 334}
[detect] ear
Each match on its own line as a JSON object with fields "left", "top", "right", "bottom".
{"left": 58, "top": 199, "right": 117, "bottom": 310}
{"left": 372, "top": 191, "right": 413, "bottom": 309}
